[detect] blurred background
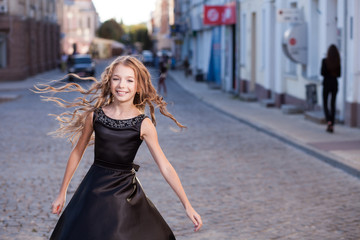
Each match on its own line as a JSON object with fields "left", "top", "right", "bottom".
{"left": 0, "top": 1, "right": 360, "bottom": 239}
{"left": 0, "top": 0, "right": 359, "bottom": 127}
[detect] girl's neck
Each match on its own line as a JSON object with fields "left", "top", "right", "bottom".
{"left": 105, "top": 102, "right": 140, "bottom": 119}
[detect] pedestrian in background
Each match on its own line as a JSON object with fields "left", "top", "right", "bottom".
{"left": 60, "top": 53, "right": 68, "bottom": 72}
{"left": 321, "top": 44, "right": 341, "bottom": 133}
{"left": 35, "top": 55, "right": 202, "bottom": 239}
{"left": 158, "top": 56, "right": 168, "bottom": 97}
{"left": 184, "top": 57, "right": 190, "bottom": 78}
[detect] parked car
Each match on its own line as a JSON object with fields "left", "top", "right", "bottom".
{"left": 67, "top": 54, "right": 95, "bottom": 80}
{"left": 141, "top": 50, "right": 154, "bottom": 66}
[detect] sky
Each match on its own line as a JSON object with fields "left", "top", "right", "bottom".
{"left": 92, "top": 0, "right": 157, "bottom": 25}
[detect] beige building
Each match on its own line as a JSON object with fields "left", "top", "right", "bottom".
{"left": 57, "top": 0, "right": 99, "bottom": 55}
{"left": 0, "top": 0, "right": 60, "bottom": 81}
{"left": 90, "top": 37, "right": 125, "bottom": 59}
{"left": 151, "top": 0, "right": 174, "bottom": 52}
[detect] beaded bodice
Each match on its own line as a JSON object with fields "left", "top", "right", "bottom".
{"left": 93, "top": 108, "right": 147, "bottom": 165}
{"left": 95, "top": 108, "right": 146, "bottom": 129}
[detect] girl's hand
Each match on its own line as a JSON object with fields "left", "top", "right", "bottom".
{"left": 52, "top": 194, "right": 66, "bottom": 216}
{"left": 186, "top": 206, "right": 203, "bottom": 232}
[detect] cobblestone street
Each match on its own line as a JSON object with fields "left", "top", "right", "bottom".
{"left": 1, "top": 67, "right": 360, "bottom": 239}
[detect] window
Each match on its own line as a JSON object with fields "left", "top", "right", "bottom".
{"left": 0, "top": 33, "right": 7, "bottom": 68}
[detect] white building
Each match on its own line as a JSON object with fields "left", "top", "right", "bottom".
{"left": 175, "top": 0, "right": 237, "bottom": 89}
{"left": 174, "top": 0, "right": 359, "bottom": 127}
{"left": 239, "top": 0, "right": 360, "bottom": 127}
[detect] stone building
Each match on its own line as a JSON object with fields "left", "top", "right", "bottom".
{"left": 0, "top": 0, "right": 60, "bottom": 81}
{"left": 56, "top": 0, "right": 99, "bottom": 55}
{"left": 151, "top": 0, "right": 174, "bottom": 53}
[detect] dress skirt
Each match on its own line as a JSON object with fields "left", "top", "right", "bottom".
{"left": 50, "top": 163, "right": 176, "bottom": 240}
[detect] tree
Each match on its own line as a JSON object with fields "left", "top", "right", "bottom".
{"left": 126, "top": 23, "right": 153, "bottom": 50}
{"left": 97, "top": 19, "right": 124, "bottom": 42}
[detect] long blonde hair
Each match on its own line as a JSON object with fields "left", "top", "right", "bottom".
{"left": 35, "top": 55, "right": 185, "bottom": 145}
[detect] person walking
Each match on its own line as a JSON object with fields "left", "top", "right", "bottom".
{"left": 183, "top": 58, "right": 190, "bottom": 78}
{"left": 60, "top": 53, "right": 68, "bottom": 72}
{"left": 36, "top": 56, "right": 202, "bottom": 239}
{"left": 321, "top": 44, "right": 341, "bottom": 133}
{"left": 158, "top": 56, "right": 168, "bottom": 97}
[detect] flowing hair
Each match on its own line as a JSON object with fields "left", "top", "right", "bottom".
{"left": 325, "top": 44, "right": 341, "bottom": 77}
{"left": 34, "top": 55, "right": 185, "bottom": 146}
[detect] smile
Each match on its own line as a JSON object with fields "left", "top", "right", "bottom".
{"left": 116, "top": 91, "right": 128, "bottom": 96}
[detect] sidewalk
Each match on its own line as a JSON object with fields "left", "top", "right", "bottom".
{"left": 168, "top": 70, "right": 360, "bottom": 179}
{"left": 0, "top": 69, "right": 67, "bottom": 103}
{"left": 0, "top": 69, "right": 66, "bottom": 91}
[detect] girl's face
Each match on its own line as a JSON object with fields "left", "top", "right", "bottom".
{"left": 110, "top": 64, "right": 137, "bottom": 104}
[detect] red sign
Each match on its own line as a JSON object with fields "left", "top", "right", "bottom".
{"left": 204, "top": 3, "right": 236, "bottom": 25}
{"left": 289, "top": 38, "right": 296, "bottom": 46}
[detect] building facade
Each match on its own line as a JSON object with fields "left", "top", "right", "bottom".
{"left": 239, "top": 0, "right": 360, "bottom": 127}
{"left": 0, "top": 0, "right": 60, "bottom": 81}
{"left": 173, "top": 0, "right": 360, "bottom": 128}
{"left": 174, "top": 0, "right": 237, "bottom": 88}
{"left": 151, "top": 0, "right": 174, "bottom": 53}
{"left": 56, "top": 0, "right": 99, "bottom": 55}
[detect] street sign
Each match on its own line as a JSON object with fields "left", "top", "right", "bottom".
{"left": 203, "top": 3, "right": 236, "bottom": 25}
{"left": 277, "top": 8, "right": 301, "bottom": 23}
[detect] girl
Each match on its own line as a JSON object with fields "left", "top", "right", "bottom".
{"left": 37, "top": 56, "right": 202, "bottom": 239}
{"left": 321, "top": 44, "right": 341, "bottom": 133}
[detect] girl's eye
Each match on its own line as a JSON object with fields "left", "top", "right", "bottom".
{"left": 127, "top": 79, "right": 134, "bottom": 82}
{"left": 112, "top": 78, "right": 119, "bottom": 81}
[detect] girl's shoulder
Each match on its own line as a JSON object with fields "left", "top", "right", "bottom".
{"left": 141, "top": 117, "right": 155, "bottom": 130}
{"left": 140, "top": 117, "right": 157, "bottom": 140}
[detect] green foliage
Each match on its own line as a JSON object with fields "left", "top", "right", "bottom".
{"left": 97, "top": 20, "right": 153, "bottom": 50}
{"left": 97, "top": 19, "right": 125, "bottom": 42}
{"left": 126, "top": 23, "right": 153, "bottom": 50}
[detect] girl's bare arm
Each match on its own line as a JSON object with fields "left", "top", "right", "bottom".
{"left": 52, "top": 112, "right": 94, "bottom": 215}
{"left": 141, "top": 118, "right": 203, "bottom": 231}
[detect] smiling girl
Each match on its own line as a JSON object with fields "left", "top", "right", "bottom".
{"left": 36, "top": 56, "right": 202, "bottom": 240}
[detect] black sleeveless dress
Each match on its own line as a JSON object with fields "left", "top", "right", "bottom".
{"left": 50, "top": 108, "right": 176, "bottom": 240}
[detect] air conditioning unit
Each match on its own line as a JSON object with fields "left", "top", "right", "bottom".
{"left": 0, "top": 0, "right": 8, "bottom": 14}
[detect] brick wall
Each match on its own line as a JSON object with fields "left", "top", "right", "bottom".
{"left": 0, "top": 16, "right": 60, "bottom": 82}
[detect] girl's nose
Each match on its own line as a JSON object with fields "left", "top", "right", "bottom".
{"left": 118, "top": 79, "right": 125, "bottom": 88}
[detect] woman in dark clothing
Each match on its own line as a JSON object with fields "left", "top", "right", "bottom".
{"left": 321, "top": 44, "right": 341, "bottom": 133}
{"left": 158, "top": 58, "right": 168, "bottom": 96}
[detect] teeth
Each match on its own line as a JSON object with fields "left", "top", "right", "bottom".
{"left": 116, "top": 91, "right": 127, "bottom": 96}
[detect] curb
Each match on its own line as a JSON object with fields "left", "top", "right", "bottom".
{"left": 0, "top": 94, "right": 21, "bottom": 104}
{"left": 168, "top": 72, "right": 360, "bottom": 180}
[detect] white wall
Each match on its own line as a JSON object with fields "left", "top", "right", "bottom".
{"left": 355, "top": 0, "right": 360, "bottom": 104}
